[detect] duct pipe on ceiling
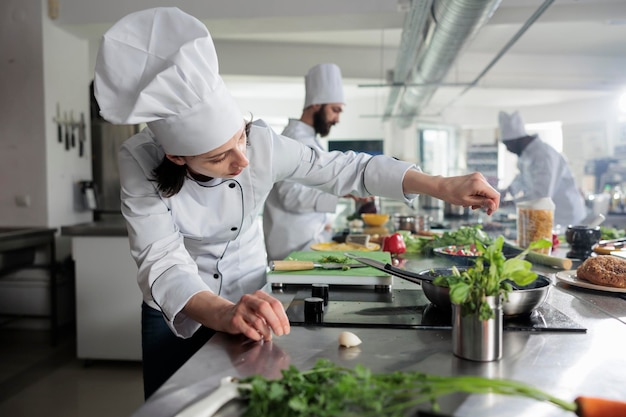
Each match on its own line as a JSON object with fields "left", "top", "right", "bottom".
{"left": 438, "top": 0, "right": 555, "bottom": 113}
{"left": 383, "top": 0, "right": 433, "bottom": 118}
{"left": 388, "top": 0, "right": 502, "bottom": 128}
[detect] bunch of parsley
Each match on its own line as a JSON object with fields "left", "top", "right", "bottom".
{"left": 238, "top": 358, "right": 575, "bottom": 416}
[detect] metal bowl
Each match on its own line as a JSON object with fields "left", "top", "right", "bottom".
{"left": 503, "top": 276, "right": 551, "bottom": 316}
{"left": 417, "top": 268, "right": 551, "bottom": 316}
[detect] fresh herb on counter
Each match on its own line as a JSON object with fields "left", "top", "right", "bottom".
{"left": 318, "top": 255, "right": 350, "bottom": 264}
{"left": 238, "top": 358, "right": 577, "bottom": 417}
{"left": 318, "top": 255, "right": 353, "bottom": 270}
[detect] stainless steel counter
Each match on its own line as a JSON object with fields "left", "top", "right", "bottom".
{"left": 132, "top": 250, "right": 626, "bottom": 417}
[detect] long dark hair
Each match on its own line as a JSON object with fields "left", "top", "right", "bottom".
{"left": 152, "top": 121, "right": 252, "bottom": 197}
{"left": 152, "top": 159, "right": 187, "bottom": 197}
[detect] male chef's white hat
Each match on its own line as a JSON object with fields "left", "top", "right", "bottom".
{"left": 93, "top": 7, "right": 243, "bottom": 156}
{"left": 303, "top": 63, "right": 345, "bottom": 108}
{"left": 498, "top": 110, "right": 527, "bottom": 141}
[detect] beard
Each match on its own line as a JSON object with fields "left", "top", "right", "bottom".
{"left": 313, "top": 105, "right": 333, "bottom": 137}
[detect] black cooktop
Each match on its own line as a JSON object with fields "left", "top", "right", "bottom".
{"left": 285, "top": 287, "right": 586, "bottom": 332}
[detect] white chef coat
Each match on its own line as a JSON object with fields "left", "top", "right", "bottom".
{"left": 119, "top": 119, "right": 417, "bottom": 338}
{"left": 263, "top": 119, "right": 339, "bottom": 261}
{"left": 507, "top": 137, "right": 587, "bottom": 228}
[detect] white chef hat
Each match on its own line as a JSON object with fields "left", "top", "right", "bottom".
{"left": 93, "top": 7, "right": 243, "bottom": 156}
{"left": 498, "top": 110, "right": 527, "bottom": 141}
{"left": 303, "top": 63, "right": 345, "bottom": 108}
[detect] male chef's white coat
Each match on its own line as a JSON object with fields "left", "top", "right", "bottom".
{"left": 120, "top": 119, "right": 417, "bottom": 338}
{"left": 507, "top": 137, "right": 587, "bottom": 227}
{"left": 263, "top": 119, "right": 338, "bottom": 260}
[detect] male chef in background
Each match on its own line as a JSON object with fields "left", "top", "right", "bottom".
{"left": 498, "top": 110, "right": 587, "bottom": 228}
{"left": 263, "top": 63, "right": 368, "bottom": 260}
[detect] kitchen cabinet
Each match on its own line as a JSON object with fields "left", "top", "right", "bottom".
{"left": 62, "top": 221, "right": 141, "bottom": 361}
{"left": 0, "top": 228, "right": 63, "bottom": 345}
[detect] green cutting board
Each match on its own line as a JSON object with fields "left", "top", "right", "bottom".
{"left": 266, "top": 251, "right": 392, "bottom": 286}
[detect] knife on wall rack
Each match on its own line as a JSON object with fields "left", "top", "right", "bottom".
{"left": 78, "top": 113, "right": 86, "bottom": 157}
{"left": 64, "top": 111, "right": 70, "bottom": 150}
{"left": 55, "top": 103, "right": 62, "bottom": 143}
{"left": 70, "top": 111, "right": 76, "bottom": 148}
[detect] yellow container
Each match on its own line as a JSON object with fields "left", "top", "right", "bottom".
{"left": 361, "top": 213, "right": 390, "bottom": 227}
{"left": 517, "top": 198, "right": 554, "bottom": 255}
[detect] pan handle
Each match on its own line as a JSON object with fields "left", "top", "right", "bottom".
{"left": 382, "top": 263, "right": 433, "bottom": 284}
{"left": 344, "top": 253, "right": 432, "bottom": 285}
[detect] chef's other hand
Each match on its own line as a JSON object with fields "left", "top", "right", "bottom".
{"left": 222, "top": 290, "right": 291, "bottom": 341}
{"left": 184, "top": 290, "right": 291, "bottom": 341}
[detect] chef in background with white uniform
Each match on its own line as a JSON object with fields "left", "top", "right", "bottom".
{"left": 94, "top": 7, "right": 501, "bottom": 400}
{"left": 498, "top": 110, "right": 587, "bottom": 228}
{"left": 263, "top": 63, "right": 371, "bottom": 261}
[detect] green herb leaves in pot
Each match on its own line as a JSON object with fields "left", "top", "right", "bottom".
{"left": 443, "top": 236, "right": 552, "bottom": 320}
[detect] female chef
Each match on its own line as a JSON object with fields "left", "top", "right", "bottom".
{"left": 94, "top": 7, "right": 500, "bottom": 399}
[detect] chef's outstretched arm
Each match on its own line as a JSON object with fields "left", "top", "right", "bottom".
{"left": 403, "top": 171, "right": 500, "bottom": 215}
{"left": 182, "top": 290, "right": 291, "bottom": 341}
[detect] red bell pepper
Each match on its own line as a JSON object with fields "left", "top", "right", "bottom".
{"left": 382, "top": 233, "right": 406, "bottom": 255}
{"left": 552, "top": 233, "right": 560, "bottom": 250}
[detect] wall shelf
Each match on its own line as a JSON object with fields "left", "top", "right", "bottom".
{"left": 467, "top": 144, "right": 499, "bottom": 186}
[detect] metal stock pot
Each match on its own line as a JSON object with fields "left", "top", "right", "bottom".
{"left": 417, "top": 268, "right": 551, "bottom": 316}
{"left": 444, "top": 202, "right": 470, "bottom": 217}
{"left": 392, "top": 214, "right": 429, "bottom": 233}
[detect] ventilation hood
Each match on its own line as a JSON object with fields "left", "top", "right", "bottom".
{"left": 385, "top": 0, "right": 503, "bottom": 127}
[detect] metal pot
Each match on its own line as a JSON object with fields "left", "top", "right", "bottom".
{"left": 422, "top": 279, "right": 453, "bottom": 311}
{"left": 453, "top": 295, "right": 503, "bottom": 362}
{"left": 417, "top": 268, "right": 551, "bottom": 316}
{"left": 420, "top": 194, "right": 443, "bottom": 209}
{"left": 444, "top": 202, "right": 470, "bottom": 218}
{"left": 503, "top": 276, "right": 551, "bottom": 316}
{"left": 392, "top": 214, "right": 429, "bottom": 233}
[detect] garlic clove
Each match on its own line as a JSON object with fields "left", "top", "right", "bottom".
{"left": 338, "top": 331, "right": 362, "bottom": 348}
